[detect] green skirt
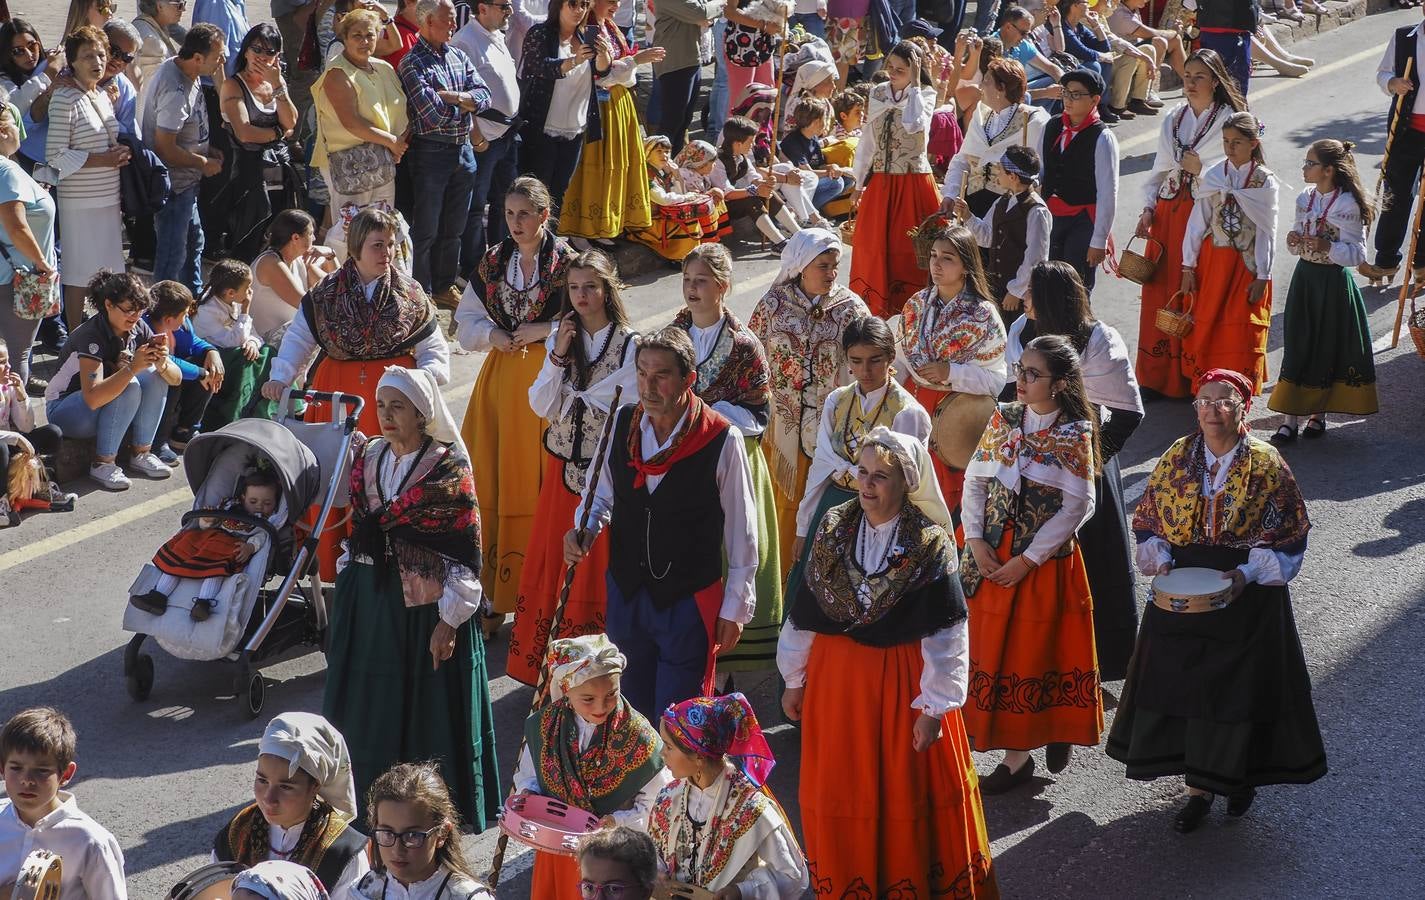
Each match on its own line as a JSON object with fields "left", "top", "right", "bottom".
{"left": 322, "top": 562, "right": 501, "bottom": 831}
{"left": 717, "top": 436, "right": 785, "bottom": 673}
{"left": 201, "top": 345, "right": 276, "bottom": 432}
{"left": 1268, "top": 260, "right": 1379, "bottom": 416}
{"left": 784, "top": 484, "right": 857, "bottom": 606}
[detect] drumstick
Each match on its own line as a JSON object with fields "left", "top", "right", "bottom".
{"left": 485, "top": 385, "right": 624, "bottom": 889}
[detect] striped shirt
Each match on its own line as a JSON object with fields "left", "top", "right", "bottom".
{"left": 397, "top": 36, "right": 489, "bottom": 140}
{"left": 44, "top": 87, "right": 120, "bottom": 207}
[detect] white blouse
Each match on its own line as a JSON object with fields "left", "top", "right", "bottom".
{"left": 545, "top": 42, "right": 591, "bottom": 138}
{"left": 1140, "top": 101, "right": 1231, "bottom": 211}
{"left": 1288, "top": 187, "right": 1367, "bottom": 268}
{"left": 209, "top": 819, "right": 370, "bottom": 898}
{"left": 344, "top": 864, "right": 493, "bottom": 900}
{"left": 527, "top": 322, "right": 639, "bottom": 421}
{"left": 689, "top": 318, "right": 765, "bottom": 438}
{"left": 1181, "top": 158, "right": 1277, "bottom": 278}
{"left": 511, "top": 715, "right": 673, "bottom": 827}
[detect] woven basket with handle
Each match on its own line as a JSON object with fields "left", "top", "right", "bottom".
{"left": 1409, "top": 295, "right": 1425, "bottom": 360}
{"left": 1117, "top": 236, "right": 1164, "bottom": 285}
{"left": 1155, "top": 290, "right": 1196, "bottom": 338}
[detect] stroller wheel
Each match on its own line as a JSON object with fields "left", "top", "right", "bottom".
{"left": 238, "top": 663, "right": 266, "bottom": 719}
{"left": 125, "top": 653, "right": 154, "bottom": 702}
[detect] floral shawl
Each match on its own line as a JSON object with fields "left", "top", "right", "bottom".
{"left": 349, "top": 435, "right": 481, "bottom": 607}
{"left": 648, "top": 767, "right": 788, "bottom": 892}
{"left": 474, "top": 231, "right": 578, "bottom": 333}
{"left": 1133, "top": 432, "right": 1310, "bottom": 553}
{"left": 900, "top": 287, "right": 1007, "bottom": 389}
{"left": 302, "top": 259, "right": 436, "bottom": 361}
{"left": 523, "top": 696, "right": 663, "bottom": 818}
{"left": 964, "top": 403, "right": 1095, "bottom": 504}
{"left": 671, "top": 308, "right": 770, "bottom": 416}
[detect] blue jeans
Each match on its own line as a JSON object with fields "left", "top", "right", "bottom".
{"left": 973, "top": 0, "right": 1000, "bottom": 34}
{"left": 707, "top": 18, "right": 730, "bottom": 141}
{"left": 46, "top": 369, "right": 167, "bottom": 458}
{"left": 461, "top": 130, "right": 520, "bottom": 276}
{"left": 891, "top": 0, "right": 917, "bottom": 42}
{"left": 408, "top": 138, "right": 478, "bottom": 294}
{"left": 790, "top": 12, "right": 826, "bottom": 39}
{"left": 1198, "top": 30, "right": 1251, "bottom": 96}
{"left": 154, "top": 184, "right": 204, "bottom": 295}
{"left": 813, "top": 174, "right": 854, "bottom": 210}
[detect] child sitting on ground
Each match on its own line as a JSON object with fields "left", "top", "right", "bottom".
{"left": 779, "top": 97, "right": 855, "bottom": 221}
{"left": 0, "top": 707, "right": 127, "bottom": 899}
{"left": 0, "top": 344, "right": 74, "bottom": 527}
{"left": 144, "top": 281, "right": 225, "bottom": 464}
{"left": 711, "top": 116, "right": 805, "bottom": 249}
{"left": 829, "top": 88, "right": 865, "bottom": 141}
{"left": 191, "top": 260, "right": 278, "bottom": 430}
{"left": 628, "top": 135, "right": 728, "bottom": 262}
{"left": 131, "top": 466, "right": 282, "bottom": 622}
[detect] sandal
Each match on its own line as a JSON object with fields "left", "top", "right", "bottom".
{"left": 1302, "top": 416, "right": 1327, "bottom": 438}
{"left": 1269, "top": 424, "right": 1298, "bottom": 447}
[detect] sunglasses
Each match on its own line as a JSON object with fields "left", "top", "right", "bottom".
{"left": 10, "top": 41, "right": 41, "bottom": 58}
{"left": 109, "top": 45, "right": 135, "bottom": 64}
{"left": 371, "top": 825, "right": 442, "bottom": 848}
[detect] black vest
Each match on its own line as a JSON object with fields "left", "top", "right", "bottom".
{"left": 607, "top": 405, "right": 729, "bottom": 607}
{"left": 213, "top": 813, "right": 368, "bottom": 891}
{"left": 1195, "top": 0, "right": 1259, "bottom": 32}
{"left": 1041, "top": 119, "right": 1106, "bottom": 209}
{"left": 986, "top": 191, "right": 1045, "bottom": 300}
{"left": 1387, "top": 25, "right": 1422, "bottom": 136}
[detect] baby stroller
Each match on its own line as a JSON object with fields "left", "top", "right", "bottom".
{"left": 121, "top": 391, "right": 363, "bottom": 718}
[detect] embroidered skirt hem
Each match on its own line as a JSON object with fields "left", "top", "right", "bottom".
{"left": 1266, "top": 260, "right": 1379, "bottom": 417}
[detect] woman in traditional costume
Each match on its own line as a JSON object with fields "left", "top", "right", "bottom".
{"left": 749, "top": 229, "right": 870, "bottom": 581}
{"left": 626, "top": 135, "right": 725, "bottom": 263}
{"left": 940, "top": 58, "right": 1050, "bottom": 219}
{"left": 213, "top": 713, "right": 369, "bottom": 897}
{"left": 848, "top": 40, "right": 942, "bottom": 319}
{"left": 1108, "top": 368, "right": 1325, "bottom": 833}
{"left": 960, "top": 334, "right": 1103, "bottom": 793}
{"left": 454, "top": 177, "right": 579, "bottom": 635}
{"left": 1179, "top": 111, "right": 1278, "bottom": 395}
{"left": 649, "top": 693, "right": 808, "bottom": 898}
{"left": 1133, "top": 49, "right": 1245, "bottom": 398}
{"left": 896, "top": 225, "right": 1008, "bottom": 511}
{"left": 1268, "top": 139, "right": 1378, "bottom": 443}
{"left": 786, "top": 315, "right": 930, "bottom": 601}
{"left": 1005, "top": 261, "right": 1144, "bottom": 683}
{"left": 322, "top": 366, "right": 501, "bottom": 832}
{"left": 779, "top": 428, "right": 997, "bottom": 898}
{"left": 508, "top": 251, "right": 639, "bottom": 686}
{"left": 513, "top": 635, "right": 670, "bottom": 897}
{"left": 673, "top": 243, "right": 782, "bottom": 674}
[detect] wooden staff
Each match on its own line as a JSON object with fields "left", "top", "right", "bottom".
{"left": 485, "top": 385, "right": 623, "bottom": 889}
{"left": 1376, "top": 58, "right": 1414, "bottom": 219}
{"left": 1390, "top": 182, "right": 1425, "bottom": 349}
{"left": 770, "top": 27, "right": 796, "bottom": 140}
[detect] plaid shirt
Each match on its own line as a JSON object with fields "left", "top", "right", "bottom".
{"left": 398, "top": 36, "right": 490, "bottom": 139}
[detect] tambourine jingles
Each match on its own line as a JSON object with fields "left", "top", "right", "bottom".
{"left": 929, "top": 391, "right": 999, "bottom": 470}
{"left": 12, "top": 850, "right": 62, "bottom": 900}
{"left": 165, "top": 861, "right": 245, "bottom": 900}
{"left": 1150, "top": 567, "right": 1234, "bottom": 614}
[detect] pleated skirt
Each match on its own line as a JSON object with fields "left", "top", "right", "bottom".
{"left": 1179, "top": 239, "right": 1273, "bottom": 394}
{"left": 1268, "top": 259, "right": 1379, "bottom": 417}
{"left": 717, "top": 436, "right": 784, "bottom": 673}
{"left": 1134, "top": 192, "right": 1195, "bottom": 397}
{"left": 558, "top": 86, "right": 654, "bottom": 239}
{"left": 849, "top": 172, "right": 939, "bottom": 320}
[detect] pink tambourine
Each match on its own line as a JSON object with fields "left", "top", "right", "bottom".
{"left": 499, "top": 794, "right": 601, "bottom": 855}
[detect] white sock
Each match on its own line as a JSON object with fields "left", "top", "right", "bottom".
{"left": 775, "top": 206, "right": 802, "bottom": 235}
{"left": 756, "top": 214, "right": 785, "bottom": 243}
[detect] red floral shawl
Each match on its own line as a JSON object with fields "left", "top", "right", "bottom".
{"left": 302, "top": 259, "right": 436, "bottom": 361}
{"left": 523, "top": 697, "right": 663, "bottom": 817}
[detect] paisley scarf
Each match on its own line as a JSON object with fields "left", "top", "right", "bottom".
{"left": 671, "top": 308, "right": 770, "bottom": 414}
{"left": 301, "top": 259, "right": 435, "bottom": 361}
{"left": 524, "top": 696, "right": 663, "bottom": 818}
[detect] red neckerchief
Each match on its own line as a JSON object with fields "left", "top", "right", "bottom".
{"left": 1046, "top": 108, "right": 1104, "bottom": 220}
{"left": 1056, "top": 106, "right": 1101, "bottom": 152}
{"left": 626, "top": 395, "right": 729, "bottom": 489}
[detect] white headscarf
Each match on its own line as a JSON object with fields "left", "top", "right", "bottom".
{"left": 862, "top": 426, "right": 953, "bottom": 531}
{"left": 376, "top": 366, "right": 468, "bottom": 461}
{"left": 774, "top": 228, "right": 842, "bottom": 287}
{"left": 547, "top": 634, "right": 628, "bottom": 702}
{"left": 257, "top": 713, "right": 358, "bottom": 820}
{"left": 232, "top": 860, "right": 330, "bottom": 900}
{"left": 783, "top": 61, "right": 837, "bottom": 130}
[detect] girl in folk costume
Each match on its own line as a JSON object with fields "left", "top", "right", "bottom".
{"left": 1108, "top": 369, "right": 1325, "bottom": 834}
{"left": 513, "top": 635, "right": 671, "bottom": 898}
{"left": 508, "top": 251, "right": 640, "bottom": 687}
{"left": 1267, "top": 140, "right": 1378, "bottom": 444}
{"left": 213, "top": 713, "right": 370, "bottom": 897}
{"left": 848, "top": 40, "right": 944, "bottom": 319}
{"left": 940, "top": 59, "right": 1050, "bottom": 219}
{"left": 958, "top": 144, "right": 1051, "bottom": 328}
{"left": 785, "top": 316, "right": 931, "bottom": 601}
{"left": 895, "top": 226, "right": 1009, "bottom": 511}
{"left": 626, "top": 135, "right": 726, "bottom": 263}
{"left": 749, "top": 229, "right": 871, "bottom": 581}
{"left": 1179, "top": 111, "right": 1279, "bottom": 395}
{"left": 779, "top": 429, "right": 997, "bottom": 898}
{"left": 1006, "top": 262, "right": 1144, "bottom": 683}
{"left": 453, "top": 177, "right": 579, "bottom": 635}
{"left": 323, "top": 367, "right": 501, "bottom": 832}
{"left": 960, "top": 335, "right": 1103, "bottom": 794}
{"left": 1134, "top": 49, "right": 1246, "bottom": 398}
{"left": 673, "top": 244, "right": 783, "bottom": 674}
{"left": 650, "top": 693, "right": 808, "bottom": 898}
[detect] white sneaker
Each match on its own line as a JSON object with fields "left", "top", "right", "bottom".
{"left": 90, "top": 462, "right": 131, "bottom": 491}
{"left": 128, "top": 452, "right": 174, "bottom": 479}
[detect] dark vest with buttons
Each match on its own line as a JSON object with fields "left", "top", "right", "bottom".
{"left": 985, "top": 191, "right": 1045, "bottom": 300}
{"left": 1041, "top": 119, "right": 1106, "bottom": 210}
{"left": 1388, "top": 25, "right": 1422, "bottom": 136}
{"left": 1195, "top": 0, "right": 1259, "bottom": 32}
{"left": 607, "top": 404, "right": 730, "bottom": 608}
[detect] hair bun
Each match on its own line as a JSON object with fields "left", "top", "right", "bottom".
{"left": 1341, "top": 140, "right": 1356, "bottom": 153}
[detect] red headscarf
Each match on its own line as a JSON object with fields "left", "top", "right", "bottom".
{"left": 1199, "top": 368, "right": 1253, "bottom": 413}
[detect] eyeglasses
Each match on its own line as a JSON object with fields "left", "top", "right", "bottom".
{"left": 1062, "top": 90, "right": 1093, "bottom": 101}
{"left": 112, "top": 302, "right": 142, "bottom": 316}
{"left": 1301, "top": 159, "right": 1321, "bottom": 168}
{"left": 1012, "top": 362, "right": 1047, "bottom": 383}
{"left": 1192, "top": 398, "right": 1241, "bottom": 413}
{"left": 109, "top": 45, "right": 135, "bottom": 63}
{"left": 160, "top": 0, "right": 187, "bottom": 7}
{"left": 10, "top": 41, "right": 41, "bottom": 58}
{"left": 568, "top": 0, "right": 592, "bottom": 7}
{"left": 578, "top": 881, "right": 634, "bottom": 900}
{"left": 372, "top": 825, "right": 442, "bottom": 848}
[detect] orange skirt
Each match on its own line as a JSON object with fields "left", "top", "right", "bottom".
{"left": 764, "top": 444, "right": 810, "bottom": 584}
{"left": 908, "top": 381, "right": 966, "bottom": 511}
{"left": 507, "top": 455, "right": 612, "bottom": 686}
{"left": 530, "top": 850, "right": 581, "bottom": 899}
{"left": 300, "top": 353, "right": 415, "bottom": 582}
{"left": 1180, "top": 238, "right": 1273, "bottom": 395}
{"left": 153, "top": 527, "right": 245, "bottom": 579}
{"left": 801, "top": 635, "right": 998, "bottom": 898}
{"left": 849, "top": 172, "right": 939, "bottom": 319}
{"left": 1135, "top": 192, "right": 1195, "bottom": 397}
{"left": 962, "top": 532, "right": 1104, "bottom": 751}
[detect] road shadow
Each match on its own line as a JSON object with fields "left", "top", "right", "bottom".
{"left": 1285, "top": 109, "right": 1389, "bottom": 159}
{"left": 1351, "top": 495, "right": 1425, "bottom": 558}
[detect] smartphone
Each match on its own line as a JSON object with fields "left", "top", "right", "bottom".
{"left": 581, "top": 24, "right": 599, "bottom": 47}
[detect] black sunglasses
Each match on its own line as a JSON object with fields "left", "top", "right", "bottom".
{"left": 372, "top": 825, "right": 442, "bottom": 848}
{"left": 109, "top": 45, "right": 135, "bottom": 64}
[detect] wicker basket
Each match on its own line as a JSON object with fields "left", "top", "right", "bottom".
{"left": 909, "top": 214, "right": 952, "bottom": 269}
{"left": 839, "top": 211, "right": 856, "bottom": 243}
{"left": 1409, "top": 297, "right": 1425, "bottom": 360}
{"left": 1117, "top": 236, "right": 1164, "bottom": 286}
{"left": 1155, "top": 291, "right": 1196, "bottom": 338}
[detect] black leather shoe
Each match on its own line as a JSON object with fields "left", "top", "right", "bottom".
{"left": 1227, "top": 787, "right": 1257, "bottom": 817}
{"left": 1129, "top": 99, "right": 1160, "bottom": 116}
{"left": 980, "top": 757, "right": 1036, "bottom": 795}
{"left": 130, "top": 590, "right": 168, "bottom": 616}
{"left": 1174, "top": 794, "right": 1213, "bottom": 833}
{"left": 1046, "top": 742, "right": 1073, "bottom": 773}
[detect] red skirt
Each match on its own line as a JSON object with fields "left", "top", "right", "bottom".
{"left": 153, "top": 528, "right": 246, "bottom": 579}
{"left": 849, "top": 172, "right": 939, "bottom": 319}
{"left": 800, "top": 634, "right": 998, "bottom": 898}
{"left": 1181, "top": 238, "right": 1273, "bottom": 394}
{"left": 908, "top": 381, "right": 966, "bottom": 511}
{"left": 530, "top": 849, "right": 581, "bottom": 899}
{"left": 1135, "top": 192, "right": 1195, "bottom": 397}
{"left": 507, "top": 455, "right": 612, "bottom": 686}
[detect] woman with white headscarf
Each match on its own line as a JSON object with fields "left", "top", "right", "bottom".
{"left": 511, "top": 633, "right": 671, "bottom": 898}
{"left": 321, "top": 365, "right": 502, "bottom": 836}
{"left": 748, "top": 228, "right": 869, "bottom": 580}
{"left": 213, "top": 713, "right": 369, "bottom": 896}
{"left": 232, "top": 860, "right": 329, "bottom": 900}
{"left": 778, "top": 427, "right": 997, "bottom": 899}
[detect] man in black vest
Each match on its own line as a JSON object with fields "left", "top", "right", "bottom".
{"left": 1361, "top": 10, "right": 1425, "bottom": 284}
{"left": 1040, "top": 68, "right": 1119, "bottom": 292}
{"left": 564, "top": 326, "right": 759, "bottom": 718}
{"left": 1193, "top": 0, "right": 1259, "bottom": 96}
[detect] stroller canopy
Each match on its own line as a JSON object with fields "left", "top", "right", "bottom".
{"left": 182, "top": 420, "right": 322, "bottom": 513}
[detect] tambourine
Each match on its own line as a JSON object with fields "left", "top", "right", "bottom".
{"left": 165, "top": 860, "right": 245, "bottom": 899}
{"left": 12, "top": 850, "right": 62, "bottom": 900}
{"left": 1150, "top": 566, "right": 1234, "bottom": 614}
{"left": 498, "top": 794, "right": 601, "bottom": 856}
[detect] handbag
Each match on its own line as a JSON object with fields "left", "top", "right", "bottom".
{"left": 326, "top": 141, "right": 396, "bottom": 195}
{"left": 724, "top": 20, "right": 777, "bottom": 67}
{"left": 0, "top": 243, "right": 59, "bottom": 321}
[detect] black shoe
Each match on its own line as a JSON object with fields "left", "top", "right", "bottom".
{"left": 1269, "top": 424, "right": 1298, "bottom": 447}
{"left": 130, "top": 590, "right": 169, "bottom": 615}
{"left": 1046, "top": 742, "right": 1073, "bottom": 774}
{"left": 190, "top": 598, "right": 216, "bottom": 622}
{"left": 1100, "top": 108, "right": 1121, "bottom": 124}
{"left": 1302, "top": 416, "right": 1327, "bottom": 438}
{"left": 1140, "top": 386, "right": 1169, "bottom": 403}
{"left": 980, "top": 757, "right": 1036, "bottom": 795}
{"left": 1174, "top": 794, "right": 1214, "bottom": 833}
{"left": 1227, "top": 787, "right": 1257, "bottom": 817}
{"left": 25, "top": 375, "right": 48, "bottom": 394}
{"left": 1108, "top": 105, "right": 1136, "bottom": 120}
{"left": 1129, "top": 99, "right": 1160, "bottom": 116}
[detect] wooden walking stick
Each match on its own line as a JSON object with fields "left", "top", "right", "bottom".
{"left": 1375, "top": 59, "right": 1414, "bottom": 219}
{"left": 1389, "top": 181, "right": 1425, "bottom": 349}
{"left": 485, "top": 385, "right": 624, "bottom": 889}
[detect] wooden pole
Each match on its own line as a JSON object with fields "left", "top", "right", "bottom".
{"left": 1375, "top": 58, "right": 1414, "bottom": 220}
{"left": 485, "top": 385, "right": 624, "bottom": 889}
{"left": 1390, "top": 183, "right": 1425, "bottom": 349}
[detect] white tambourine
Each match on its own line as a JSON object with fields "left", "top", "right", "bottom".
{"left": 13, "top": 850, "right": 62, "bottom": 900}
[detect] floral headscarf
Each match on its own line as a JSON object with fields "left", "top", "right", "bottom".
{"left": 644, "top": 134, "right": 673, "bottom": 166}
{"left": 547, "top": 634, "right": 627, "bottom": 702}
{"left": 675, "top": 139, "right": 718, "bottom": 171}
{"left": 661, "top": 693, "right": 775, "bottom": 788}
{"left": 231, "top": 861, "right": 329, "bottom": 900}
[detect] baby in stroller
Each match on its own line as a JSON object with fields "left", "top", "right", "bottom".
{"left": 130, "top": 467, "right": 280, "bottom": 622}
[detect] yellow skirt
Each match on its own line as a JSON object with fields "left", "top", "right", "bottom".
{"left": 763, "top": 443, "right": 811, "bottom": 585}
{"left": 558, "top": 85, "right": 653, "bottom": 239}
{"left": 462, "top": 346, "right": 548, "bottom": 613}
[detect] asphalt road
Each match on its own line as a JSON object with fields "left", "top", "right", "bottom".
{"left": 3, "top": 6, "right": 1425, "bottom": 898}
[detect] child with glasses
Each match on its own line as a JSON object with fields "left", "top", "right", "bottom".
{"left": 576, "top": 826, "right": 658, "bottom": 900}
